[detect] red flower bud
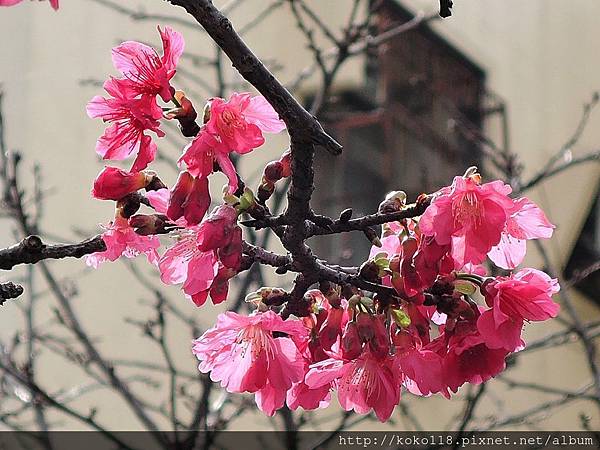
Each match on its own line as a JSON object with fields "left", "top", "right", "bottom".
{"left": 167, "top": 171, "right": 193, "bottom": 221}
{"left": 167, "top": 171, "right": 211, "bottom": 225}
{"left": 197, "top": 205, "right": 238, "bottom": 252}
{"left": 279, "top": 150, "right": 291, "bottom": 178}
{"left": 92, "top": 167, "right": 148, "bottom": 200}
{"left": 218, "top": 226, "right": 242, "bottom": 270}
{"left": 208, "top": 266, "right": 236, "bottom": 305}
{"left": 368, "top": 314, "right": 390, "bottom": 359}
{"left": 183, "top": 176, "right": 211, "bottom": 225}
{"left": 264, "top": 161, "right": 283, "bottom": 182}
{"left": 128, "top": 214, "right": 171, "bottom": 235}
{"left": 318, "top": 307, "right": 343, "bottom": 351}
{"left": 356, "top": 313, "right": 374, "bottom": 342}
{"left": 341, "top": 322, "right": 362, "bottom": 360}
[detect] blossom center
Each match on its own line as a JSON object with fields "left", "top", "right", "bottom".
{"left": 347, "top": 359, "right": 377, "bottom": 397}
{"left": 128, "top": 51, "right": 164, "bottom": 94}
{"left": 452, "top": 191, "right": 484, "bottom": 227}
{"left": 219, "top": 109, "right": 244, "bottom": 136}
{"left": 236, "top": 325, "right": 272, "bottom": 359}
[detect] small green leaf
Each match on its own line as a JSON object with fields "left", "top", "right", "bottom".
{"left": 391, "top": 308, "right": 411, "bottom": 328}
{"left": 455, "top": 279, "right": 477, "bottom": 296}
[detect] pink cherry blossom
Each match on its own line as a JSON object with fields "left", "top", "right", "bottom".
{"left": 488, "top": 197, "right": 555, "bottom": 269}
{"left": 192, "top": 311, "right": 307, "bottom": 416}
{"left": 196, "top": 205, "right": 239, "bottom": 251}
{"left": 393, "top": 329, "right": 446, "bottom": 397}
{"left": 206, "top": 92, "right": 285, "bottom": 154}
{"left": 145, "top": 188, "right": 170, "bottom": 214}
{"left": 413, "top": 235, "right": 454, "bottom": 289}
{"left": 159, "top": 205, "right": 240, "bottom": 306}
{"left": 91, "top": 166, "right": 148, "bottom": 200}
{"left": 178, "top": 93, "right": 284, "bottom": 194}
{"left": 441, "top": 328, "right": 509, "bottom": 393}
{"left": 420, "top": 175, "right": 514, "bottom": 267}
{"left": 477, "top": 268, "right": 559, "bottom": 350}
{"left": 286, "top": 380, "right": 331, "bottom": 411}
{"left": 0, "top": 0, "right": 58, "bottom": 9}
{"left": 179, "top": 131, "right": 239, "bottom": 194}
{"left": 305, "top": 350, "right": 401, "bottom": 422}
{"left": 398, "top": 348, "right": 446, "bottom": 397}
{"left": 87, "top": 79, "right": 163, "bottom": 171}
{"left": 158, "top": 227, "right": 219, "bottom": 306}
{"left": 112, "top": 26, "right": 184, "bottom": 102}
{"left": 85, "top": 216, "right": 160, "bottom": 268}
{"left": 286, "top": 314, "right": 333, "bottom": 412}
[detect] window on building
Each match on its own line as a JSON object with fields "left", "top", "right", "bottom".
{"left": 311, "top": 0, "right": 487, "bottom": 265}
{"left": 565, "top": 187, "right": 600, "bottom": 300}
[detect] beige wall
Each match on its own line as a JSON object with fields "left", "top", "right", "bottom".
{"left": 0, "top": 0, "right": 598, "bottom": 431}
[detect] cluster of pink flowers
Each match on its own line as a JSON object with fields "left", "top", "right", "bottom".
{"left": 86, "top": 27, "right": 285, "bottom": 312}
{"left": 87, "top": 26, "right": 183, "bottom": 172}
{"left": 192, "top": 171, "right": 559, "bottom": 421}
{"left": 177, "top": 92, "right": 285, "bottom": 206}
{"left": 0, "top": 0, "right": 58, "bottom": 10}
{"left": 84, "top": 26, "right": 560, "bottom": 423}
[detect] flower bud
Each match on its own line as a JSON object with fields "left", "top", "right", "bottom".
{"left": 279, "top": 150, "right": 291, "bottom": 178}
{"left": 378, "top": 190, "right": 407, "bottom": 214}
{"left": 197, "top": 204, "right": 238, "bottom": 252}
{"left": 92, "top": 167, "right": 149, "bottom": 200}
{"left": 128, "top": 214, "right": 172, "bottom": 235}
{"left": 339, "top": 208, "right": 353, "bottom": 222}
{"left": 261, "top": 286, "right": 289, "bottom": 307}
{"left": 363, "top": 226, "right": 382, "bottom": 247}
{"left": 341, "top": 322, "right": 362, "bottom": 360}
{"left": 369, "top": 314, "right": 390, "bottom": 359}
{"left": 167, "top": 171, "right": 193, "bottom": 221}
{"left": 164, "top": 90, "right": 197, "bottom": 120}
{"left": 264, "top": 161, "right": 283, "bottom": 182}
{"left": 218, "top": 226, "right": 242, "bottom": 270}
{"left": 257, "top": 182, "right": 275, "bottom": 203}
{"left": 356, "top": 313, "right": 374, "bottom": 342}
{"left": 359, "top": 260, "right": 380, "bottom": 282}
{"left": 318, "top": 307, "right": 344, "bottom": 351}
{"left": 167, "top": 172, "right": 211, "bottom": 225}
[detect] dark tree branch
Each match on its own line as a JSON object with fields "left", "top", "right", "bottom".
{"left": 307, "top": 197, "right": 431, "bottom": 237}
{"left": 242, "top": 241, "right": 291, "bottom": 268}
{"left": 0, "top": 235, "right": 106, "bottom": 271}
{"left": 0, "top": 282, "right": 23, "bottom": 304}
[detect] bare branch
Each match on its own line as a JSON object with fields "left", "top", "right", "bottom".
{"left": 0, "top": 235, "right": 105, "bottom": 271}
{"left": 0, "top": 282, "right": 24, "bottom": 304}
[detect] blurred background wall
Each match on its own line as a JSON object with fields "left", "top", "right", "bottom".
{"left": 0, "top": 0, "right": 599, "bottom": 431}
